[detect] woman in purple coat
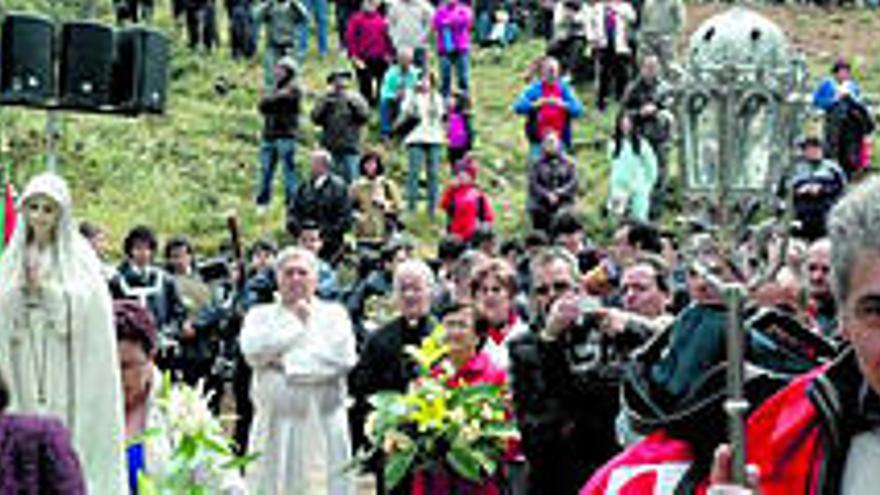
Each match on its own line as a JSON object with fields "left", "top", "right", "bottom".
{"left": 0, "top": 372, "right": 86, "bottom": 494}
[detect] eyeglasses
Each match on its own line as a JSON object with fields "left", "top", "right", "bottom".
{"left": 534, "top": 281, "right": 573, "bottom": 297}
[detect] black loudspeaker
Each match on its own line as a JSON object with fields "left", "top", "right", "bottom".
{"left": 0, "top": 13, "right": 55, "bottom": 105}
{"left": 59, "top": 22, "right": 114, "bottom": 109}
{"left": 111, "top": 27, "right": 169, "bottom": 114}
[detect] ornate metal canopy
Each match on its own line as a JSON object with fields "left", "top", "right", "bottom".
{"left": 675, "top": 7, "right": 808, "bottom": 204}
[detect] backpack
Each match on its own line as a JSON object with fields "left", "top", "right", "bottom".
{"left": 446, "top": 190, "right": 488, "bottom": 230}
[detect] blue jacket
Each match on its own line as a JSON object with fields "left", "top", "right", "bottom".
{"left": 513, "top": 79, "right": 585, "bottom": 146}
{"left": 812, "top": 77, "right": 861, "bottom": 111}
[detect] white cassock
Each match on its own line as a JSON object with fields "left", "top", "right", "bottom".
{"left": 240, "top": 299, "right": 357, "bottom": 495}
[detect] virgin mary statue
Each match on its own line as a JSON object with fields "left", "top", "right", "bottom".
{"left": 0, "top": 172, "right": 127, "bottom": 494}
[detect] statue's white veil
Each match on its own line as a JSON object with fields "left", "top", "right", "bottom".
{"left": 0, "top": 172, "right": 104, "bottom": 293}
{"left": 0, "top": 172, "right": 128, "bottom": 493}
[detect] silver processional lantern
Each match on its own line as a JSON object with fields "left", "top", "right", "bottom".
{"left": 670, "top": 7, "right": 810, "bottom": 488}
{"left": 676, "top": 6, "right": 808, "bottom": 222}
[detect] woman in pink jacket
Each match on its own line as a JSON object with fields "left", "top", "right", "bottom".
{"left": 346, "top": 0, "right": 394, "bottom": 105}
{"left": 432, "top": 0, "right": 473, "bottom": 98}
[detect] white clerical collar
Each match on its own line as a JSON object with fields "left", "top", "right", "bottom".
{"left": 315, "top": 176, "right": 328, "bottom": 190}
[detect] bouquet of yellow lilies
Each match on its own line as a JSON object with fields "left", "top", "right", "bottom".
{"left": 360, "top": 326, "right": 519, "bottom": 489}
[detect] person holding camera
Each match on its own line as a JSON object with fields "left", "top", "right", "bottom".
{"left": 508, "top": 248, "right": 622, "bottom": 494}
{"left": 311, "top": 71, "right": 372, "bottom": 183}
{"left": 514, "top": 57, "right": 585, "bottom": 161}
{"left": 256, "top": 56, "right": 302, "bottom": 215}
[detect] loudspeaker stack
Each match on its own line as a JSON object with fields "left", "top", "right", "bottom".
{"left": 0, "top": 12, "right": 169, "bottom": 114}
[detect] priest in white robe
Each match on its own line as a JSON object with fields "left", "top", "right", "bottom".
{"left": 0, "top": 172, "right": 127, "bottom": 494}
{"left": 240, "top": 246, "right": 357, "bottom": 495}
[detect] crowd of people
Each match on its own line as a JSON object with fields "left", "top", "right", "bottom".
{"left": 2, "top": 0, "right": 880, "bottom": 494}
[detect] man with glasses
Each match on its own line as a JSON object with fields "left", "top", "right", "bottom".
{"left": 508, "top": 248, "right": 621, "bottom": 494}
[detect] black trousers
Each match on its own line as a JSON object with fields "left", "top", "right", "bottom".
{"left": 186, "top": 3, "right": 218, "bottom": 51}
{"left": 597, "top": 48, "right": 631, "bottom": 110}
{"left": 356, "top": 58, "right": 389, "bottom": 107}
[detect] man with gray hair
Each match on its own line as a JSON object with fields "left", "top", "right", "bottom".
{"left": 352, "top": 258, "right": 437, "bottom": 395}
{"left": 239, "top": 245, "right": 356, "bottom": 494}
{"left": 707, "top": 176, "right": 880, "bottom": 493}
{"left": 350, "top": 258, "right": 437, "bottom": 491}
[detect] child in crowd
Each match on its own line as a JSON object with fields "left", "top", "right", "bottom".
{"left": 445, "top": 91, "right": 475, "bottom": 170}
{"left": 440, "top": 156, "right": 495, "bottom": 243}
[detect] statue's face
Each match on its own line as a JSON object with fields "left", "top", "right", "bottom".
{"left": 25, "top": 193, "right": 60, "bottom": 244}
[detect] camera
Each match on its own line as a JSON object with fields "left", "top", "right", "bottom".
{"left": 197, "top": 257, "right": 232, "bottom": 285}
{"left": 565, "top": 298, "right": 626, "bottom": 382}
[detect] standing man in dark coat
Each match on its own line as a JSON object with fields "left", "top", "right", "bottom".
{"left": 311, "top": 70, "right": 371, "bottom": 183}
{"left": 286, "top": 148, "right": 352, "bottom": 264}
{"left": 256, "top": 56, "right": 302, "bottom": 214}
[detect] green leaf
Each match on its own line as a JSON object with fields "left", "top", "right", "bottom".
{"left": 385, "top": 446, "right": 417, "bottom": 490}
{"left": 221, "top": 452, "right": 261, "bottom": 471}
{"left": 198, "top": 432, "right": 233, "bottom": 456}
{"left": 471, "top": 449, "right": 498, "bottom": 476}
{"left": 446, "top": 443, "right": 482, "bottom": 482}
{"left": 177, "top": 435, "right": 199, "bottom": 460}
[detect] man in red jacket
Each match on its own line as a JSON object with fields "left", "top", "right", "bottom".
{"left": 439, "top": 156, "right": 494, "bottom": 243}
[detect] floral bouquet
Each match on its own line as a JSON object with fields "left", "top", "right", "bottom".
{"left": 360, "top": 326, "right": 519, "bottom": 489}
{"left": 136, "top": 374, "right": 256, "bottom": 495}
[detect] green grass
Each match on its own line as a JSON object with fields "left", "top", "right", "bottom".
{"left": 4, "top": 2, "right": 870, "bottom": 258}
{"left": 0, "top": 0, "right": 625, "bottom": 257}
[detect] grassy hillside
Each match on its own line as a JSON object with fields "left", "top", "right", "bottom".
{"left": 1, "top": 1, "right": 878, "bottom": 257}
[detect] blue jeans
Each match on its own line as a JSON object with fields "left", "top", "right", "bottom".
{"left": 298, "top": 0, "right": 329, "bottom": 58}
{"left": 407, "top": 143, "right": 440, "bottom": 215}
{"left": 331, "top": 151, "right": 359, "bottom": 183}
{"left": 379, "top": 98, "right": 399, "bottom": 138}
{"left": 439, "top": 52, "right": 469, "bottom": 98}
{"left": 257, "top": 138, "right": 298, "bottom": 206}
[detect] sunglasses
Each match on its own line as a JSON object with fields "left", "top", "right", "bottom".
{"left": 534, "top": 281, "right": 573, "bottom": 296}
